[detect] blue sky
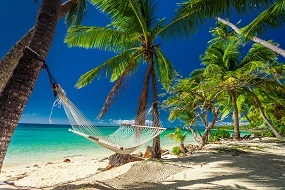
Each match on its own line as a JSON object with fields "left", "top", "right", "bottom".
{"left": 1, "top": 1, "right": 284, "bottom": 127}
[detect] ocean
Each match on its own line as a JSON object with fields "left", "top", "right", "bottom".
{"left": 4, "top": 123, "right": 250, "bottom": 167}
{"left": 3, "top": 123, "right": 196, "bottom": 167}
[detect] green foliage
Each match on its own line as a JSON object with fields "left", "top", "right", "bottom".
{"left": 209, "top": 129, "right": 230, "bottom": 142}
{"left": 171, "top": 146, "right": 181, "bottom": 156}
{"left": 166, "top": 127, "right": 187, "bottom": 144}
{"left": 257, "top": 124, "right": 285, "bottom": 137}
{"left": 175, "top": 0, "right": 284, "bottom": 39}
{"left": 65, "top": 0, "right": 88, "bottom": 27}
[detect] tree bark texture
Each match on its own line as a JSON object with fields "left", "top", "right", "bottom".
{"left": 151, "top": 64, "right": 161, "bottom": 159}
{"left": 0, "top": 0, "right": 61, "bottom": 172}
{"left": 0, "top": 0, "right": 79, "bottom": 92}
{"left": 248, "top": 88, "right": 283, "bottom": 139}
{"left": 229, "top": 90, "right": 240, "bottom": 140}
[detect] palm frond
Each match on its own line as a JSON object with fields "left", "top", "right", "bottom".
{"left": 65, "top": 26, "right": 138, "bottom": 52}
{"left": 65, "top": 0, "right": 88, "bottom": 27}
{"left": 242, "top": 0, "right": 285, "bottom": 38}
{"left": 75, "top": 49, "right": 142, "bottom": 88}
{"left": 178, "top": 0, "right": 272, "bottom": 18}
{"left": 163, "top": 0, "right": 273, "bottom": 39}
{"left": 241, "top": 42, "right": 277, "bottom": 65}
{"left": 155, "top": 47, "right": 176, "bottom": 90}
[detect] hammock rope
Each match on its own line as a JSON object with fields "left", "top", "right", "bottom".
{"left": 52, "top": 84, "right": 167, "bottom": 154}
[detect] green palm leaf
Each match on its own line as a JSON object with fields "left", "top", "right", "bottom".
{"left": 155, "top": 47, "right": 176, "bottom": 90}
{"left": 242, "top": 0, "right": 285, "bottom": 38}
{"left": 65, "top": 26, "right": 137, "bottom": 52}
{"left": 75, "top": 49, "right": 141, "bottom": 88}
{"left": 65, "top": 0, "right": 88, "bottom": 27}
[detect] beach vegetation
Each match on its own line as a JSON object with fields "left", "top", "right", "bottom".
{"left": 209, "top": 129, "right": 230, "bottom": 142}
{"left": 171, "top": 146, "right": 181, "bottom": 156}
{"left": 163, "top": 20, "right": 284, "bottom": 150}
{"left": 166, "top": 127, "right": 188, "bottom": 155}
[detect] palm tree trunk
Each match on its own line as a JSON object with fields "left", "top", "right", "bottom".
{"left": 229, "top": 90, "right": 240, "bottom": 140}
{"left": 248, "top": 88, "right": 283, "bottom": 139}
{"left": 150, "top": 64, "right": 161, "bottom": 159}
{"left": 0, "top": 0, "right": 79, "bottom": 92}
{"left": 0, "top": 0, "right": 61, "bottom": 172}
{"left": 135, "top": 66, "right": 152, "bottom": 125}
{"left": 217, "top": 17, "right": 285, "bottom": 58}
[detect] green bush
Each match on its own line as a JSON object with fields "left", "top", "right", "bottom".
{"left": 209, "top": 129, "right": 230, "bottom": 142}
{"left": 171, "top": 146, "right": 181, "bottom": 156}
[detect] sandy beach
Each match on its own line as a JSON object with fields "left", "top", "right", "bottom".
{"left": 1, "top": 137, "right": 285, "bottom": 190}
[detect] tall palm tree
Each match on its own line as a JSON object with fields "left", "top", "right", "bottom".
{"left": 0, "top": 0, "right": 88, "bottom": 92}
{"left": 65, "top": 0, "right": 179, "bottom": 158}
{"left": 0, "top": 0, "right": 61, "bottom": 172}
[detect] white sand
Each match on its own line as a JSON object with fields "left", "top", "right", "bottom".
{"left": 1, "top": 138, "right": 285, "bottom": 190}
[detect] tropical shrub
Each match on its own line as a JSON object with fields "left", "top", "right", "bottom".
{"left": 171, "top": 146, "right": 181, "bottom": 156}
{"left": 209, "top": 129, "right": 230, "bottom": 142}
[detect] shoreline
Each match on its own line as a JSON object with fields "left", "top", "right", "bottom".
{"left": 1, "top": 138, "right": 285, "bottom": 189}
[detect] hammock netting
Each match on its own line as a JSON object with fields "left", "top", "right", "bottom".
{"left": 52, "top": 85, "right": 166, "bottom": 154}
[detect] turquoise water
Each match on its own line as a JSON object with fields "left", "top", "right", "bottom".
{"left": 4, "top": 123, "right": 195, "bottom": 166}
{"left": 4, "top": 123, "right": 249, "bottom": 167}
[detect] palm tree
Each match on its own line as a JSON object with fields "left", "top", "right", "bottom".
{"left": 171, "top": 0, "right": 285, "bottom": 57}
{"left": 0, "top": 0, "right": 61, "bottom": 172}
{"left": 65, "top": 0, "right": 179, "bottom": 158}
{"left": 200, "top": 21, "right": 280, "bottom": 139}
{"left": 0, "top": 0, "right": 88, "bottom": 92}
{"left": 166, "top": 127, "right": 188, "bottom": 155}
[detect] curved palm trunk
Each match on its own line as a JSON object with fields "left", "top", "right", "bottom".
{"left": 217, "top": 17, "right": 285, "bottom": 58}
{"left": 0, "top": 0, "right": 79, "bottom": 92}
{"left": 135, "top": 66, "right": 152, "bottom": 125}
{"left": 150, "top": 64, "right": 161, "bottom": 159}
{"left": 248, "top": 88, "right": 283, "bottom": 139}
{"left": 229, "top": 90, "right": 240, "bottom": 140}
{"left": 0, "top": 0, "right": 61, "bottom": 172}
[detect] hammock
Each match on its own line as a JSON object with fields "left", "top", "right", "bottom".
{"left": 52, "top": 84, "right": 167, "bottom": 154}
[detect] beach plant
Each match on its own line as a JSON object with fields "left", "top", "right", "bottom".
{"left": 162, "top": 72, "right": 220, "bottom": 150}
{"left": 166, "top": 127, "right": 188, "bottom": 155}
{"left": 171, "top": 146, "right": 181, "bottom": 156}
{"left": 209, "top": 129, "right": 230, "bottom": 142}
{"left": 64, "top": 0, "right": 193, "bottom": 158}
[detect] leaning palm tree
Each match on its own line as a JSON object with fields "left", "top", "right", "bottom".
{"left": 65, "top": 0, "right": 183, "bottom": 158}
{"left": 0, "top": 0, "right": 61, "bottom": 173}
{"left": 0, "top": 0, "right": 93, "bottom": 173}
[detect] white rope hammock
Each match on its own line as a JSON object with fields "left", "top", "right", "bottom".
{"left": 52, "top": 85, "right": 166, "bottom": 154}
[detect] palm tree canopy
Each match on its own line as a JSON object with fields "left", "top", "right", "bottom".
{"left": 65, "top": 0, "right": 178, "bottom": 90}
{"left": 173, "top": 0, "right": 284, "bottom": 38}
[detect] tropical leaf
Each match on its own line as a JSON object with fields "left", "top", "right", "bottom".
{"left": 75, "top": 50, "right": 140, "bottom": 88}
{"left": 65, "top": 26, "right": 137, "bottom": 52}
{"left": 155, "top": 47, "right": 176, "bottom": 90}
{"left": 65, "top": 0, "right": 88, "bottom": 27}
{"left": 242, "top": 0, "right": 285, "bottom": 38}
